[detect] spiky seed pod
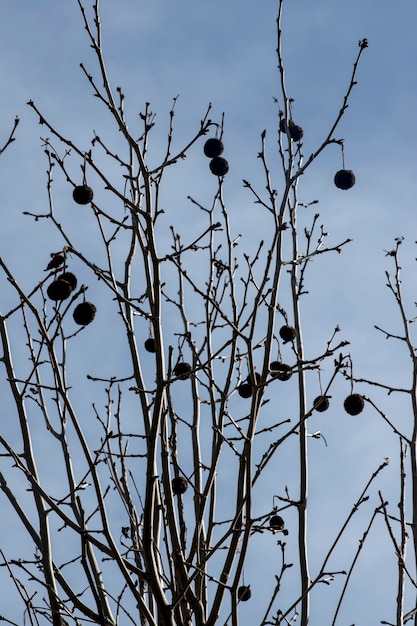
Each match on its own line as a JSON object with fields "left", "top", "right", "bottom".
{"left": 269, "top": 515, "right": 285, "bottom": 531}
{"left": 334, "top": 169, "right": 356, "bottom": 190}
{"left": 279, "top": 324, "right": 296, "bottom": 343}
{"left": 204, "top": 138, "right": 224, "bottom": 158}
{"left": 73, "top": 302, "right": 96, "bottom": 326}
{"left": 172, "top": 476, "right": 188, "bottom": 495}
{"left": 209, "top": 156, "right": 229, "bottom": 176}
{"left": 313, "top": 395, "right": 330, "bottom": 413}
{"left": 344, "top": 393, "right": 365, "bottom": 415}
{"left": 238, "top": 586, "right": 252, "bottom": 602}
{"left": 270, "top": 362, "right": 292, "bottom": 381}
{"left": 144, "top": 338, "right": 156, "bottom": 353}
{"left": 47, "top": 278, "right": 72, "bottom": 301}
{"left": 58, "top": 272, "right": 77, "bottom": 292}
{"left": 173, "top": 362, "right": 192, "bottom": 380}
{"left": 238, "top": 382, "right": 253, "bottom": 399}
{"left": 73, "top": 184, "right": 94, "bottom": 205}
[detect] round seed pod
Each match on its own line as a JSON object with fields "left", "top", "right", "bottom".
{"left": 209, "top": 156, "right": 229, "bottom": 177}
{"left": 270, "top": 362, "right": 292, "bottom": 381}
{"left": 279, "top": 324, "right": 296, "bottom": 343}
{"left": 238, "top": 382, "right": 253, "bottom": 399}
{"left": 344, "top": 393, "right": 364, "bottom": 415}
{"left": 58, "top": 272, "right": 77, "bottom": 292}
{"left": 204, "top": 138, "right": 224, "bottom": 158}
{"left": 144, "top": 338, "right": 156, "bottom": 353}
{"left": 269, "top": 515, "right": 285, "bottom": 531}
{"left": 313, "top": 395, "right": 330, "bottom": 413}
{"left": 238, "top": 586, "right": 251, "bottom": 602}
{"left": 47, "top": 278, "right": 72, "bottom": 301}
{"left": 334, "top": 169, "right": 356, "bottom": 190}
{"left": 279, "top": 119, "right": 303, "bottom": 141}
{"left": 73, "top": 184, "right": 94, "bottom": 205}
{"left": 173, "top": 362, "right": 192, "bottom": 380}
{"left": 73, "top": 301, "right": 96, "bottom": 326}
{"left": 289, "top": 123, "right": 303, "bottom": 142}
{"left": 172, "top": 476, "right": 188, "bottom": 495}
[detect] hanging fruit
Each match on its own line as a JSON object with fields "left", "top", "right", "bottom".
{"left": 172, "top": 477, "right": 188, "bottom": 495}
{"left": 313, "top": 395, "right": 330, "bottom": 412}
{"left": 334, "top": 169, "right": 356, "bottom": 190}
{"left": 204, "top": 138, "right": 224, "bottom": 158}
{"left": 73, "top": 184, "right": 94, "bottom": 205}
{"left": 47, "top": 278, "right": 72, "bottom": 301}
{"left": 343, "top": 393, "right": 364, "bottom": 415}
{"left": 73, "top": 301, "right": 96, "bottom": 326}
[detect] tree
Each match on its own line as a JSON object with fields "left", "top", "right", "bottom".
{"left": 0, "top": 1, "right": 415, "bottom": 625}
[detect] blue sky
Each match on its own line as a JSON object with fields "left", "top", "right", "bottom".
{"left": 0, "top": 1, "right": 416, "bottom": 624}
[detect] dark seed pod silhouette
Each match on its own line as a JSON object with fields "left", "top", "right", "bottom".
{"left": 73, "top": 302, "right": 96, "bottom": 326}
{"left": 209, "top": 156, "right": 229, "bottom": 176}
{"left": 173, "top": 362, "right": 192, "bottom": 380}
{"left": 172, "top": 476, "right": 188, "bottom": 495}
{"left": 238, "top": 586, "right": 252, "bottom": 602}
{"left": 313, "top": 395, "right": 330, "bottom": 412}
{"left": 47, "top": 278, "right": 72, "bottom": 301}
{"left": 238, "top": 382, "right": 253, "bottom": 399}
{"left": 344, "top": 393, "right": 364, "bottom": 415}
{"left": 73, "top": 184, "right": 94, "bottom": 205}
{"left": 204, "top": 138, "right": 224, "bottom": 158}
{"left": 279, "top": 119, "right": 303, "bottom": 141}
{"left": 144, "top": 338, "right": 156, "bottom": 353}
{"left": 269, "top": 515, "right": 285, "bottom": 531}
{"left": 289, "top": 123, "right": 303, "bottom": 141}
{"left": 279, "top": 324, "right": 296, "bottom": 343}
{"left": 58, "top": 272, "right": 77, "bottom": 292}
{"left": 270, "top": 362, "right": 292, "bottom": 381}
{"left": 334, "top": 169, "right": 355, "bottom": 190}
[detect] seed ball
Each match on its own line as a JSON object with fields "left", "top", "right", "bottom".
{"left": 204, "top": 138, "right": 224, "bottom": 158}
{"left": 73, "top": 184, "right": 94, "bottom": 205}
{"left": 73, "top": 301, "right": 96, "bottom": 326}
{"left": 343, "top": 393, "right": 365, "bottom": 415}
{"left": 334, "top": 169, "right": 356, "bottom": 190}
{"left": 269, "top": 515, "right": 285, "bottom": 531}
{"left": 313, "top": 395, "right": 330, "bottom": 413}
{"left": 47, "top": 279, "right": 72, "bottom": 301}
{"left": 238, "top": 382, "right": 252, "bottom": 399}
{"left": 144, "top": 338, "right": 156, "bottom": 353}
{"left": 270, "top": 362, "right": 292, "bottom": 381}
{"left": 58, "top": 272, "right": 77, "bottom": 292}
{"left": 289, "top": 124, "right": 304, "bottom": 142}
{"left": 173, "top": 362, "right": 192, "bottom": 380}
{"left": 238, "top": 586, "right": 251, "bottom": 602}
{"left": 209, "top": 156, "right": 229, "bottom": 177}
{"left": 172, "top": 476, "right": 188, "bottom": 495}
{"left": 279, "top": 119, "right": 303, "bottom": 141}
{"left": 279, "top": 324, "right": 296, "bottom": 343}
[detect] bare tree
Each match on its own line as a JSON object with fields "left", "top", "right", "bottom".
{"left": 0, "top": 1, "right": 415, "bottom": 625}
